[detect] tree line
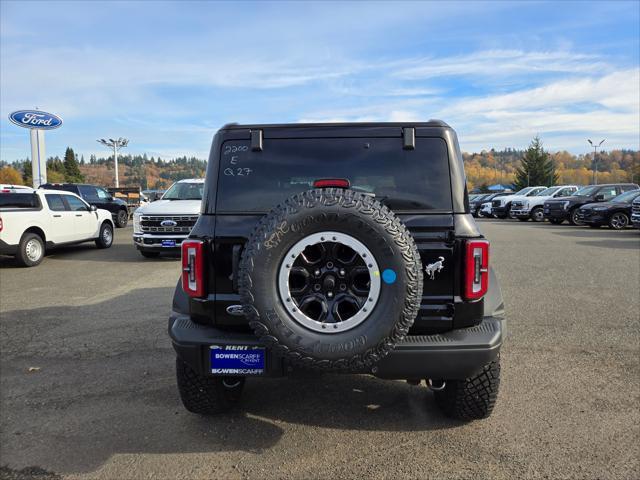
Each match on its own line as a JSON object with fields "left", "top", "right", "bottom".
{"left": 1, "top": 139, "right": 638, "bottom": 189}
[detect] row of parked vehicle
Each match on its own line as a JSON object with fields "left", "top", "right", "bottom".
{"left": 0, "top": 179, "right": 203, "bottom": 267}
{"left": 470, "top": 183, "right": 640, "bottom": 230}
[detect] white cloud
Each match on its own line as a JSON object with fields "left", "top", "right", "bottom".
{"left": 393, "top": 49, "right": 609, "bottom": 79}
{"left": 297, "top": 68, "right": 640, "bottom": 152}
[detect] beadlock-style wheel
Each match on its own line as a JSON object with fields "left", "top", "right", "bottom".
{"left": 278, "top": 231, "right": 381, "bottom": 334}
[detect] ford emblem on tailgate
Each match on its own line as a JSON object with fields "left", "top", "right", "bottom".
{"left": 9, "top": 110, "right": 63, "bottom": 130}
{"left": 161, "top": 220, "right": 178, "bottom": 227}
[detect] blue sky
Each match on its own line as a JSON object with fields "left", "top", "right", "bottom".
{"left": 1, "top": 0, "right": 639, "bottom": 161}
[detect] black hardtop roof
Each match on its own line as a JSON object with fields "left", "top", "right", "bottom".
{"left": 220, "top": 120, "right": 450, "bottom": 130}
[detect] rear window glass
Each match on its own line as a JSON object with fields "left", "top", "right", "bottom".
{"left": 0, "top": 193, "right": 40, "bottom": 209}
{"left": 215, "top": 137, "right": 452, "bottom": 212}
{"left": 45, "top": 194, "right": 67, "bottom": 211}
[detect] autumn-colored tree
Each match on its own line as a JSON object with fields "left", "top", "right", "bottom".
{"left": 514, "top": 136, "right": 558, "bottom": 189}
{"left": 0, "top": 166, "right": 24, "bottom": 185}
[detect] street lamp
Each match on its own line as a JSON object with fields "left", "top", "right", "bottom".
{"left": 97, "top": 137, "right": 129, "bottom": 188}
{"left": 587, "top": 139, "right": 605, "bottom": 185}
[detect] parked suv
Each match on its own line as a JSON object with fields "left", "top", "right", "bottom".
{"left": 169, "top": 122, "right": 505, "bottom": 421}
{"left": 576, "top": 190, "right": 640, "bottom": 229}
{"left": 491, "top": 186, "right": 546, "bottom": 219}
{"left": 132, "top": 179, "right": 203, "bottom": 258}
{"left": 544, "top": 183, "right": 639, "bottom": 225}
{"left": 510, "top": 185, "right": 579, "bottom": 222}
{"left": 0, "top": 188, "right": 113, "bottom": 266}
{"left": 41, "top": 183, "right": 130, "bottom": 228}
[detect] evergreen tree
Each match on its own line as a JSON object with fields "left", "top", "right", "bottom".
{"left": 80, "top": 155, "right": 85, "bottom": 165}
{"left": 513, "top": 136, "right": 558, "bottom": 190}
{"left": 63, "top": 147, "right": 84, "bottom": 182}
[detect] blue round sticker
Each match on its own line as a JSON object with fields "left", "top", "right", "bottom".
{"left": 382, "top": 269, "right": 397, "bottom": 284}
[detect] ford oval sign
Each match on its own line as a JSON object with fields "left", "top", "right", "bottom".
{"left": 9, "top": 110, "right": 63, "bottom": 130}
{"left": 161, "top": 220, "right": 178, "bottom": 227}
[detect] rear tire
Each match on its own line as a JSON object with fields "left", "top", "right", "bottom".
{"left": 433, "top": 357, "right": 500, "bottom": 420}
{"left": 16, "top": 232, "right": 45, "bottom": 267}
{"left": 115, "top": 209, "right": 129, "bottom": 228}
{"left": 176, "top": 357, "right": 245, "bottom": 414}
{"left": 95, "top": 222, "right": 114, "bottom": 249}
{"left": 140, "top": 251, "right": 160, "bottom": 258}
{"left": 609, "top": 212, "right": 629, "bottom": 230}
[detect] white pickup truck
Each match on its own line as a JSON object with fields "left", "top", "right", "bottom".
{"left": 0, "top": 187, "right": 114, "bottom": 266}
{"left": 132, "top": 178, "right": 203, "bottom": 258}
{"left": 510, "top": 185, "right": 579, "bottom": 222}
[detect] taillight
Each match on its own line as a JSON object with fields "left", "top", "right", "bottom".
{"left": 313, "top": 178, "right": 350, "bottom": 188}
{"left": 464, "top": 239, "right": 489, "bottom": 300}
{"left": 0, "top": 216, "right": 3, "bottom": 232}
{"left": 181, "top": 240, "right": 205, "bottom": 297}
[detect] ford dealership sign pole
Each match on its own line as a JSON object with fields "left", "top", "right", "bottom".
{"left": 9, "top": 110, "right": 63, "bottom": 188}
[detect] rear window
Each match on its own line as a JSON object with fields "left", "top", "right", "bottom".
{"left": 0, "top": 193, "right": 40, "bottom": 209}
{"left": 215, "top": 137, "right": 452, "bottom": 212}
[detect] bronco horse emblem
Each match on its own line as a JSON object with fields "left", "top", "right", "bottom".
{"left": 425, "top": 256, "right": 445, "bottom": 280}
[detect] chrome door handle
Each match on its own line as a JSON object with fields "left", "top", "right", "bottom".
{"left": 75, "top": 214, "right": 82, "bottom": 217}
{"left": 53, "top": 214, "right": 62, "bottom": 218}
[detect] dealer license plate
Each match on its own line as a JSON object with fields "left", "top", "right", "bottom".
{"left": 161, "top": 239, "right": 176, "bottom": 247}
{"left": 210, "top": 345, "right": 265, "bottom": 375}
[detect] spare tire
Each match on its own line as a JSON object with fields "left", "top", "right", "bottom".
{"left": 238, "top": 188, "right": 423, "bottom": 371}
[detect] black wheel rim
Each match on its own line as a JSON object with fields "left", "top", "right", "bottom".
{"left": 278, "top": 231, "right": 381, "bottom": 333}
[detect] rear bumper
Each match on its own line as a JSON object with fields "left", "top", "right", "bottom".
{"left": 169, "top": 313, "right": 505, "bottom": 380}
{"left": 0, "top": 239, "right": 18, "bottom": 256}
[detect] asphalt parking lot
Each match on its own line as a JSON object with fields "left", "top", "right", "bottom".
{"left": 1, "top": 221, "right": 639, "bottom": 480}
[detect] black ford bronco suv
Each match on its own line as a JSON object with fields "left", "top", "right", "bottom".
{"left": 169, "top": 121, "right": 505, "bottom": 420}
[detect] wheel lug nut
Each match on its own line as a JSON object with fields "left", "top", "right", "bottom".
{"left": 326, "top": 262, "right": 334, "bottom": 269}
{"left": 314, "top": 269, "right": 321, "bottom": 276}
{"left": 314, "top": 284, "right": 321, "bottom": 291}
{"left": 340, "top": 284, "right": 346, "bottom": 291}
{"left": 339, "top": 269, "right": 346, "bottom": 276}
{"left": 328, "top": 292, "right": 334, "bottom": 298}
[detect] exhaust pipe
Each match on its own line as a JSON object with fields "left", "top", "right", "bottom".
{"left": 427, "top": 379, "right": 446, "bottom": 391}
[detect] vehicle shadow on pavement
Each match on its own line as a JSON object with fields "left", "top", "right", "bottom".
{"left": 0, "top": 287, "right": 460, "bottom": 476}
{"left": 243, "top": 375, "right": 463, "bottom": 431}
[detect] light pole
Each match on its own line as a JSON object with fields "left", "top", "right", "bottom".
{"left": 97, "top": 137, "right": 129, "bottom": 188}
{"left": 587, "top": 139, "right": 605, "bottom": 185}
